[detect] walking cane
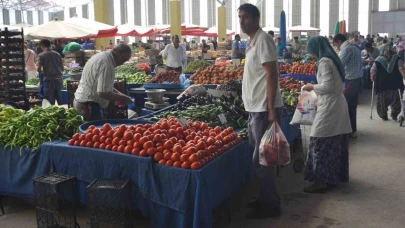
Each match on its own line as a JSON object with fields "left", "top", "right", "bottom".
{"left": 370, "top": 81, "right": 375, "bottom": 119}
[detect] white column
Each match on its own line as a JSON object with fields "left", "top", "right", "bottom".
{"left": 319, "top": 0, "right": 329, "bottom": 36}
{"left": 184, "top": 0, "right": 189, "bottom": 24}
{"left": 88, "top": 1, "right": 95, "bottom": 21}
{"left": 140, "top": 0, "right": 146, "bottom": 26}
{"left": 127, "top": 0, "right": 135, "bottom": 25}
{"left": 358, "top": 0, "right": 369, "bottom": 35}
{"left": 64, "top": 6, "right": 69, "bottom": 19}
{"left": 76, "top": 5, "right": 82, "bottom": 17}
{"left": 200, "top": 0, "right": 208, "bottom": 27}
{"left": 22, "top": 11, "right": 28, "bottom": 23}
{"left": 43, "top": 10, "right": 49, "bottom": 23}
{"left": 114, "top": 0, "right": 121, "bottom": 25}
{"left": 33, "top": 10, "right": 38, "bottom": 25}
{"left": 301, "top": 0, "right": 311, "bottom": 27}
{"left": 266, "top": 0, "right": 275, "bottom": 27}
{"left": 9, "top": 10, "right": 16, "bottom": 25}
{"left": 0, "top": 10, "right": 3, "bottom": 24}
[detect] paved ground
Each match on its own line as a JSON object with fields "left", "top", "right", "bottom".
{"left": 1, "top": 89, "right": 404, "bottom": 228}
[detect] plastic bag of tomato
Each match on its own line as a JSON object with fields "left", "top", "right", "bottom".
{"left": 68, "top": 117, "right": 243, "bottom": 170}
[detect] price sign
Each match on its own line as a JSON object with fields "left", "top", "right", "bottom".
{"left": 218, "top": 114, "right": 227, "bottom": 125}
{"left": 176, "top": 117, "right": 189, "bottom": 127}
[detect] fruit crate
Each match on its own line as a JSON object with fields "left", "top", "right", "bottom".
{"left": 67, "top": 80, "right": 80, "bottom": 108}
{"left": 103, "top": 79, "right": 128, "bottom": 120}
{"left": 87, "top": 179, "right": 132, "bottom": 228}
{"left": 0, "top": 27, "right": 27, "bottom": 108}
{"left": 33, "top": 173, "right": 80, "bottom": 228}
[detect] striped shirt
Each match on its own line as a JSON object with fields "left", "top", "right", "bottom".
{"left": 74, "top": 51, "right": 116, "bottom": 108}
{"left": 338, "top": 41, "right": 363, "bottom": 80}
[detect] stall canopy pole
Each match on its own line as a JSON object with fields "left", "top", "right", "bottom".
{"left": 170, "top": 0, "right": 182, "bottom": 40}
{"left": 94, "top": 0, "right": 110, "bottom": 49}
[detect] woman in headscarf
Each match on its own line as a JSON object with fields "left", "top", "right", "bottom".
{"left": 301, "top": 36, "right": 352, "bottom": 193}
{"left": 370, "top": 43, "right": 405, "bottom": 121}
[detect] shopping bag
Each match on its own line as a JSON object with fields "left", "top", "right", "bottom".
{"left": 259, "top": 122, "right": 291, "bottom": 166}
{"left": 290, "top": 87, "right": 317, "bottom": 125}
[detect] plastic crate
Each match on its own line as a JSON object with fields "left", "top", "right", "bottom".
{"left": 33, "top": 173, "right": 79, "bottom": 228}
{"left": 103, "top": 79, "right": 128, "bottom": 120}
{"left": 87, "top": 179, "right": 132, "bottom": 228}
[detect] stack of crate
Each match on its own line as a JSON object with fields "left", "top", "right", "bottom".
{"left": 64, "top": 51, "right": 84, "bottom": 67}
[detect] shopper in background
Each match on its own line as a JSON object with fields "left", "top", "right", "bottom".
{"left": 238, "top": 3, "right": 284, "bottom": 219}
{"left": 231, "top": 34, "right": 244, "bottom": 60}
{"left": 333, "top": 34, "right": 363, "bottom": 138}
{"left": 302, "top": 36, "right": 352, "bottom": 193}
{"left": 268, "top": 30, "right": 275, "bottom": 37}
{"left": 276, "top": 37, "right": 287, "bottom": 57}
{"left": 74, "top": 44, "right": 133, "bottom": 121}
{"left": 351, "top": 35, "right": 361, "bottom": 47}
{"left": 362, "top": 43, "right": 380, "bottom": 60}
{"left": 190, "top": 39, "right": 198, "bottom": 50}
{"left": 212, "top": 37, "right": 218, "bottom": 51}
{"left": 291, "top": 36, "right": 302, "bottom": 54}
{"left": 24, "top": 43, "right": 37, "bottom": 80}
{"left": 370, "top": 43, "right": 405, "bottom": 121}
{"left": 37, "top": 39, "right": 64, "bottom": 105}
{"left": 162, "top": 35, "right": 185, "bottom": 73}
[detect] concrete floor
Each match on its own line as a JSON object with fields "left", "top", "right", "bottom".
{"left": 1, "top": 90, "right": 404, "bottom": 228}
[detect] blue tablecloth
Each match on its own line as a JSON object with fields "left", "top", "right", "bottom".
{"left": 282, "top": 73, "right": 317, "bottom": 82}
{"left": 0, "top": 140, "right": 253, "bottom": 228}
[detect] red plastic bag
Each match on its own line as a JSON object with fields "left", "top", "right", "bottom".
{"left": 259, "top": 123, "right": 291, "bottom": 166}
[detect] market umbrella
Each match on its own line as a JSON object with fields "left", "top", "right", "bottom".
{"left": 288, "top": 25, "right": 321, "bottom": 32}
{"left": 280, "top": 11, "right": 287, "bottom": 46}
{"left": 334, "top": 21, "right": 340, "bottom": 36}
{"left": 186, "top": 27, "right": 235, "bottom": 37}
{"left": 24, "top": 18, "right": 101, "bottom": 39}
{"left": 0, "top": 25, "right": 21, "bottom": 31}
{"left": 262, "top": 26, "right": 280, "bottom": 33}
{"left": 117, "top": 24, "right": 155, "bottom": 37}
{"left": 12, "top": 23, "right": 33, "bottom": 28}
{"left": 65, "top": 14, "right": 117, "bottom": 38}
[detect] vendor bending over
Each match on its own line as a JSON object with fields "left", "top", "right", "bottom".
{"left": 74, "top": 44, "right": 133, "bottom": 121}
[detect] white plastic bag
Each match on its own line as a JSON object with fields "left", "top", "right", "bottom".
{"left": 176, "top": 85, "right": 207, "bottom": 100}
{"left": 259, "top": 123, "right": 291, "bottom": 166}
{"left": 290, "top": 87, "right": 317, "bottom": 125}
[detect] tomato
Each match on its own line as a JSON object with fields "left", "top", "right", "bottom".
{"left": 74, "top": 140, "right": 81, "bottom": 146}
{"left": 176, "top": 127, "right": 184, "bottom": 134}
{"left": 161, "top": 121, "right": 169, "bottom": 130}
{"left": 105, "top": 138, "right": 113, "bottom": 145}
{"left": 79, "top": 140, "right": 86, "bottom": 147}
{"left": 176, "top": 133, "right": 184, "bottom": 140}
{"left": 191, "top": 161, "right": 202, "bottom": 170}
{"left": 237, "top": 136, "right": 243, "bottom": 142}
{"left": 139, "top": 149, "right": 148, "bottom": 157}
{"left": 169, "top": 137, "right": 177, "bottom": 144}
{"left": 92, "top": 135, "right": 100, "bottom": 143}
{"left": 79, "top": 134, "right": 85, "bottom": 141}
{"left": 68, "top": 139, "right": 75, "bottom": 145}
{"left": 185, "top": 135, "right": 193, "bottom": 142}
{"left": 172, "top": 145, "right": 183, "bottom": 154}
{"left": 180, "top": 154, "right": 189, "bottom": 162}
{"left": 88, "top": 125, "right": 96, "bottom": 131}
{"left": 181, "top": 161, "right": 191, "bottom": 169}
{"left": 106, "top": 130, "right": 114, "bottom": 138}
{"left": 196, "top": 142, "right": 206, "bottom": 150}
{"left": 112, "top": 137, "right": 120, "bottom": 146}
{"left": 202, "top": 130, "right": 210, "bottom": 137}
{"left": 163, "top": 152, "right": 172, "bottom": 160}
{"left": 163, "top": 149, "right": 171, "bottom": 154}
{"left": 111, "top": 145, "right": 118, "bottom": 151}
{"left": 72, "top": 133, "right": 80, "bottom": 141}
{"left": 168, "top": 129, "right": 176, "bottom": 137}
{"left": 143, "top": 141, "right": 153, "bottom": 150}
{"left": 156, "top": 146, "right": 164, "bottom": 153}
{"left": 131, "top": 148, "right": 140, "bottom": 155}
{"left": 102, "top": 123, "right": 112, "bottom": 132}
{"left": 128, "top": 126, "right": 136, "bottom": 131}
{"left": 152, "top": 152, "right": 162, "bottom": 161}
{"left": 215, "top": 140, "right": 223, "bottom": 147}
{"left": 143, "top": 131, "right": 152, "bottom": 137}
{"left": 178, "top": 140, "right": 186, "bottom": 147}
{"left": 193, "top": 136, "right": 201, "bottom": 143}
{"left": 99, "top": 143, "right": 106, "bottom": 150}
{"left": 200, "top": 122, "right": 208, "bottom": 130}
{"left": 126, "top": 140, "right": 134, "bottom": 146}
{"left": 209, "top": 132, "right": 217, "bottom": 137}
{"left": 122, "top": 146, "right": 132, "bottom": 154}
{"left": 163, "top": 140, "right": 173, "bottom": 150}
{"left": 147, "top": 148, "right": 156, "bottom": 156}
{"left": 117, "top": 124, "right": 127, "bottom": 133}
{"left": 133, "top": 142, "right": 142, "bottom": 149}
{"left": 215, "top": 135, "right": 222, "bottom": 141}
{"left": 185, "top": 146, "right": 197, "bottom": 156}
{"left": 214, "top": 126, "right": 221, "bottom": 134}
{"left": 173, "top": 161, "right": 182, "bottom": 168}
{"left": 155, "top": 142, "right": 163, "bottom": 147}
{"left": 223, "top": 136, "right": 231, "bottom": 144}
{"left": 166, "top": 160, "right": 174, "bottom": 166}
{"left": 123, "top": 132, "right": 134, "bottom": 141}
{"left": 200, "top": 159, "right": 206, "bottom": 166}
{"left": 139, "top": 137, "right": 148, "bottom": 145}
{"left": 86, "top": 141, "right": 94, "bottom": 148}
{"left": 105, "top": 144, "right": 113, "bottom": 150}
{"left": 189, "top": 154, "right": 199, "bottom": 163}
{"left": 206, "top": 137, "right": 215, "bottom": 146}
{"left": 92, "top": 128, "right": 101, "bottom": 135}
{"left": 153, "top": 134, "right": 162, "bottom": 142}
{"left": 113, "top": 131, "right": 123, "bottom": 139}
{"left": 226, "top": 127, "right": 234, "bottom": 133}
{"left": 134, "top": 127, "right": 143, "bottom": 134}
{"left": 119, "top": 140, "right": 126, "bottom": 146}
{"left": 117, "top": 145, "right": 125, "bottom": 153}
{"left": 93, "top": 142, "right": 100, "bottom": 149}
{"left": 171, "top": 153, "right": 181, "bottom": 161}
{"left": 99, "top": 136, "right": 107, "bottom": 143}
{"left": 85, "top": 133, "right": 94, "bottom": 142}
{"left": 133, "top": 133, "right": 142, "bottom": 142}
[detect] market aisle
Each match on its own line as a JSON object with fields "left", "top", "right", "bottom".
{"left": 1, "top": 89, "right": 405, "bottom": 228}
{"left": 221, "top": 89, "right": 405, "bottom": 228}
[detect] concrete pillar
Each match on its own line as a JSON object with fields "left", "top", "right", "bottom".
{"left": 274, "top": 0, "right": 283, "bottom": 28}
{"left": 389, "top": 0, "right": 397, "bottom": 10}
{"left": 218, "top": 6, "right": 226, "bottom": 41}
{"left": 93, "top": 0, "right": 110, "bottom": 49}
{"left": 292, "top": 0, "right": 301, "bottom": 26}
{"left": 309, "top": 0, "right": 320, "bottom": 28}
{"left": 369, "top": 0, "right": 379, "bottom": 35}
{"left": 170, "top": 0, "right": 182, "bottom": 39}
{"left": 266, "top": 0, "right": 275, "bottom": 27}
{"left": 348, "top": 0, "right": 359, "bottom": 32}
{"left": 329, "top": 0, "right": 339, "bottom": 35}
{"left": 0, "top": 10, "right": 3, "bottom": 25}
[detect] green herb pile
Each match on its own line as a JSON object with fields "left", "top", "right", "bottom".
{"left": 25, "top": 78, "right": 40, "bottom": 86}
{"left": 183, "top": 60, "right": 211, "bottom": 73}
{"left": 0, "top": 106, "right": 84, "bottom": 151}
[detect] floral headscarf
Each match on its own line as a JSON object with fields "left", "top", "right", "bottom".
{"left": 376, "top": 44, "right": 399, "bottom": 73}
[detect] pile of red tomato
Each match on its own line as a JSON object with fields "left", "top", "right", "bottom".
{"left": 68, "top": 117, "right": 243, "bottom": 170}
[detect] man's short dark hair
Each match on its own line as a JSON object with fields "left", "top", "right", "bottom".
{"left": 40, "top": 39, "right": 51, "bottom": 48}
{"left": 365, "top": 43, "right": 372, "bottom": 48}
{"left": 333, "top": 34, "right": 347, "bottom": 43}
{"left": 238, "top": 3, "right": 260, "bottom": 18}
{"left": 268, "top": 31, "right": 274, "bottom": 36}
{"left": 113, "top": 44, "right": 132, "bottom": 55}
{"left": 235, "top": 34, "right": 240, "bottom": 39}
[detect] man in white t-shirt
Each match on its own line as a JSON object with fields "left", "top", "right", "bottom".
{"left": 163, "top": 35, "right": 185, "bottom": 73}
{"left": 239, "top": 3, "right": 284, "bottom": 219}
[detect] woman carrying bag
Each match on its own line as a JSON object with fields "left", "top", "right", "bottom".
{"left": 301, "top": 36, "right": 352, "bottom": 193}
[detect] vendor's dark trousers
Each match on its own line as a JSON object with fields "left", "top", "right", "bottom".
{"left": 344, "top": 78, "right": 362, "bottom": 133}
{"left": 377, "top": 90, "right": 402, "bottom": 119}
{"left": 44, "top": 79, "right": 63, "bottom": 105}
{"left": 248, "top": 109, "right": 282, "bottom": 209}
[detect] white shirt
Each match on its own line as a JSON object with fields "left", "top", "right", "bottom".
{"left": 74, "top": 51, "right": 116, "bottom": 108}
{"left": 163, "top": 44, "right": 185, "bottom": 68}
{"left": 242, "top": 28, "right": 284, "bottom": 112}
{"left": 311, "top": 57, "right": 352, "bottom": 137}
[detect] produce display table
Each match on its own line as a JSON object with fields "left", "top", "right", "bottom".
{"left": 282, "top": 73, "right": 316, "bottom": 82}
{"left": 25, "top": 87, "right": 68, "bottom": 105}
{"left": 129, "top": 88, "right": 185, "bottom": 109}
